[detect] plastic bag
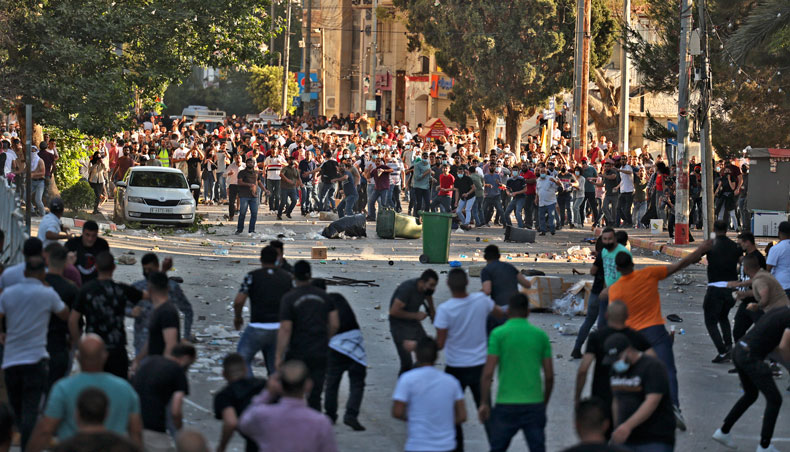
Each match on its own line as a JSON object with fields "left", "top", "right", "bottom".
{"left": 553, "top": 292, "right": 585, "bottom": 317}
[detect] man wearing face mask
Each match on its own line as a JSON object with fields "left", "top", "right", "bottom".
{"left": 604, "top": 333, "right": 676, "bottom": 450}
{"left": 389, "top": 270, "right": 439, "bottom": 375}
{"left": 521, "top": 163, "right": 538, "bottom": 229}
{"left": 535, "top": 169, "right": 562, "bottom": 236}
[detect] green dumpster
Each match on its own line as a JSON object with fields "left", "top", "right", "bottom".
{"left": 420, "top": 211, "right": 454, "bottom": 264}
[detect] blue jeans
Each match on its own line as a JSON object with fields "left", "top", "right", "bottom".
{"left": 413, "top": 188, "right": 431, "bottom": 217}
{"left": 318, "top": 182, "right": 336, "bottom": 211}
{"left": 623, "top": 442, "right": 674, "bottom": 452}
{"left": 573, "top": 292, "right": 601, "bottom": 352}
{"left": 484, "top": 196, "right": 505, "bottom": 225}
{"left": 388, "top": 185, "right": 402, "bottom": 212}
{"left": 278, "top": 187, "right": 298, "bottom": 216}
{"left": 639, "top": 325, "right": 679, "bottom": 407}
{"left": 429, "top": 195, "right": 452, "bottom": 213}
{"left": 215, "top": 173, "right": 227, "bottom": 200}
{"left": 300, "top": 182, "right": 316, "bottom": 213}
{"left": 267, "top": 179, "right": 281, "bottom": 211}
{"left": 538, "top": 203, "right": 556, "bottom": 233}
{"left": 338, "top": 193, "right": 358, "bottom": 218}
{"left": 457, "top": 197, "right": 475, "bottom": 225}
{"left": 505, "top": 197, "right": 525, "bottom": 227}
{"left": 558, "top": 194, "right": 572, "bottom": 226}
{"left": 487, "top": 403, "right": 546, "bottom": 452}
{"left": 202, "top": 178, "right": 215, "bottom": 202}
{"left": 367, "top": 188, "right": 389, "bottom": 219}
{"left": 31, "top": 179, "right": 45, "bottom": 215}
{"left": 236, "top": 197, "right": 259, "bottom": 233}
{"left": 237, "top": 326, "right": 278, "bottom": 377}
{"left": 573, "top": 197, "right": 585, "bottom": 226}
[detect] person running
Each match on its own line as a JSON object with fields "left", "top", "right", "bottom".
{"left": 213, "top": 353, "right": 266, "bottom": 452}
{"left": 703, "top": 220, "right": 743, "bottom": 363}
{"left": 600, "top": 243, "right": 712, "bottom": 431}
{"left": 43, "top": 243, "right": 79, "bottom": 390}
{"left": 599, "top": 228, "right": 631, "bottom": 325}
{"left": 130, "top": 272, "right": 180, "bottom": 372}
{"left": 389, "top": 270, "right": 439, "bottom": 375}
{"left": 65, "top": 220, "right": 110, "bottom": 283}
{"left": 731, "top": 232, "right": 767, "bottom": 341}
{"left": 392, "top": 337, "right": 466, "bottom": 452}
{"left": 435, "top": 269, "right": 504, "bottom": 450}
{"left": 733, "top": 253, "right": 790, "bottom": 313}
{"left": 766, "top": 221, "right": 790, "bottom": 297}
{"left": 712, "top": 305, "right": 790, "bottom": 452}
{"left": 571, "top": 237, "right": 606, "bottom": 359}
{"left": 603, "top": 333, "right": 676, "bottom": 451}
{"left": 480, "top": 245, "right": 531, "bottom": 331}
{"left": 479, "top": 293, "right": 553, "bottom": 452}
{"left": 234, "top": 246, "right": 293, "bottom": 377}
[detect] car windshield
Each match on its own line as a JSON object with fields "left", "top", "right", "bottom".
{"left": 128, "top": 171, "right": 188, "bottom": 188}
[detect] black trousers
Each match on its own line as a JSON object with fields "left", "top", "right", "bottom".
{"left": 618, "top": 191, "right": 634, "bottom": 225}
{"left": 523, "top": 194, "right": 536, "bottom": 228}
{"left": 722, "top": 345, "right": 783, "bottom": 448}
{"left": 324, "top": 350, "right": 366, "bottom": 422}
{"left": 703, "top": 287, "right": 736, "bottom": 354}
{"left": 228, "top": 184, "right": 239, "bottom": 219}
{"left": 446, "top": 364, "right": 488, "bottom": 452}
{"left": 47, "top": 346, "right": 71, "bottom": 393}
{"left": 104, "top": 348, "right": 129, "bottom": 380}
{"left": 733, "top": 300, "right": 763, "bottom": 342}
{"left": 289, "top": 353, "right": 327, "bottom": 411}
{"left": 390, "top": 322, "right": 427, "bottom": 375}
{"left": 582, "top": 191, "right": 599, "bottom": 226}
{"left": 5, "top": 359, "right": 48, "bottom": 451}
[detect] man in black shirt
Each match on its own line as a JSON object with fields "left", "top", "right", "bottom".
{"left": 562, "top": 398, "right": 629, "bottom": 452}
{"left": 704, "top": 220, "right": 744, "bottom": 363}
{"left": 44, "top": 243, "right": 79, "bottom": 391}
{"left": 604, "top": 333, "right": 675, "bottom": 450}
{"left": 131, "top": 272, "right": 180, "bottom": 374}
{"left": 389, "top": 270, "right": 439, "bottom": 375}
{"left": 713, "top": 306, "right": 790, "bottom": 452}
{"left": 316, "top": 279, "right": 367, "bottom": 431}
{"left": 65, "top": 220, "right": 110, "bottom": 283}
{"left": 234, "top": 246, "right": 293, "bottom": 377}
{"left": 600, "top": 160, "right": 620, "bottom": 227}
{"left": 575, "top": 301, "right": 652, "bottom": 412}
{"left": 453, "top": 166, "right": 476, "bottom": 229}
{"left": 132, "top": 343, "right": 195, "bottom": 451}
{"left": 213, "top": 353, "right": 266, "bottom": 452}
{"left": 70, "top": 252, "right": 143, "bottom": 379}
{"left": 275, "top": 261, "right": 338, "bottom": 410}
{"left": 235, "top": 158, "right": 267, "bottom": 235}
{"left": 732, "top": 232, "right": 768, "bottom": 341}
{"left": 318, "top": 150, "right": 339, "bottom": 212}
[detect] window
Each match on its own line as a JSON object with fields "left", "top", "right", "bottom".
{"left": 129, "top": 171, "right": 188, "bottom": 188}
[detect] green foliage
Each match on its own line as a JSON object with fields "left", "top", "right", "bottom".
{"left": 0, "top": 0, "right": 276, "bottom": 136}
{"left": 61, "top": 179, "right": 94, "bottom": 212}
{"left": 247, "top": 66, "right": 299, "bottom": 114}
{"left": 643, "top": 112, "right": 675, "bottom": 142}
{"left": 163, "top": 69, "right": 256, "bottom": 116}
{"left": 49, "top": 128, "right": 95, "bottom": 190}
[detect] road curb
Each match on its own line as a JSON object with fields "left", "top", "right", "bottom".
{"left": 62, "top": 217, "right": 118, "bottom": 232}
{"left": 593, "top": 227, "right": 696, "bottom": 259}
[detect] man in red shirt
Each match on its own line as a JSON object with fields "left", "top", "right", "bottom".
{"left": 521, "top": 164, "right": 538, "bottom": 229}
{"left": 429, "top": 164, "right": 454, "bottom": 213}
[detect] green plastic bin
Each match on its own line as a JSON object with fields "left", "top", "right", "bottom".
{"left": 420, "top": 211, "right": 454, "bottom": 264}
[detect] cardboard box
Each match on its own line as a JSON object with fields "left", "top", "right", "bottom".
{"left": 522, "top": 276, "right": 565, "bottom": 310}
{"left": 311, "top": 247, "right": 328, "bottom": 259}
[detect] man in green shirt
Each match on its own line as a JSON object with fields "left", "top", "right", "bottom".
{"left": 479, "top": 293, "right": 554, "bottom": 452}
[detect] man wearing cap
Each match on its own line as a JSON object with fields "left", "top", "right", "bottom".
{"left": 38, "top": 197, "right": 72, "bottom": 247}
{"left": 604, "top": 333, "right": 676, "bottom": 450}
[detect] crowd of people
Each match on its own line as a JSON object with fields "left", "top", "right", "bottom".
{"left": 0, "top": 112, "right": 752, "bottom": 239}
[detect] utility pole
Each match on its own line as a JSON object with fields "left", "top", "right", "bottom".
{"left": 367, "top": 0, "right": 378, "bottom": 116}
{"left": 571, "top": 0, "right": 584, "bottom": 160}
{"left": 280, "top": 0, "right": 292, "bottom": 117}
{"left": 580, "top": 0, "right": 591, "bottom": 158}
{"left": 674, "top": 0, "right": 692, "bottom": 244}
{"left": 270, "top": 1, "right": 276, "bottom": 65}
{"left": 698, "top": 0, "right": 715, "bottom": 238}
{"left": 25, "top": 104, "right": 32, "bottom": 234}
{"left": 619, "top": 0, "right": 631, "bottom": 155}
{"left": 304, "top": 0, "right": 313, "bottom": 117}
{"left": 320, "top": 28, "right": 326, "bottom": 116}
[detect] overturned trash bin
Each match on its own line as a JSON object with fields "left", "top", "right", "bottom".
{"left": 419, "top": 211, "right": 454, "bottom": 264}
{"left": 321, "top": 214, "right": 367, "bottom": 239}
{"left": 504, "top": 225, "right": 536, "bottom": 243}
{"left": 377, "top": 209, "right": 422, "bottom": 239}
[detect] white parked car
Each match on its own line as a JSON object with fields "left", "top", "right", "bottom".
{"left": 114, "top": 167, "right": 197, "bottom": 225}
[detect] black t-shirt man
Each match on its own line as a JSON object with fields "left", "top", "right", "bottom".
{"left": 603, "top": 169, "right": 620, "bottom": 195}
{"left": 506, "top": 176, "right": 527, "bottom": 199}
{"left": 320, "top": 159, "right": 339, "bottom": 184}
{"left": 186, "top": 156, "right": 202, "bottom": 182}
{"left": 610, "top": 355, "right": 676, "bottom": 447}
{"left": 75, "top": 280, "right": 142, "bottom": 351}
{"left": 240, "top": 267, "right": 293, "bottom": 324}
{"left": 706, "top": 236, "right": 743, "bottom": 282}
{"left": 132, "top": 355, "right": 189, "bottom": 433}
{"left": 236, "top": 167, "right": 258, "bottom": 198}
{"left": 213, "top": 377, "right": 267, "bottom": 452}
{"left": 328, "top": 293, "right": 360, "bottom": 334}
{"left": 65, "top": 236, "right": 110, "bottom": 282}
{"left": 453, "top": 174, "right": 474, "bottom": 198}
{"left": 45, "top": 274, "right": 78, "bottom": 352}
{"left": 147, "top": 302, "right": 180, "bottom": 356}
{"left": 480, "top": 260, "right": 519, "bottom": 307}
{"left": 586, "top": 327, "right": 651, "bottom": 405}
{"left": 279, "top": 285, "right": 336, "bottom": 359}
{"left": 388, "top": 278, "right": 428, "bottom": 331}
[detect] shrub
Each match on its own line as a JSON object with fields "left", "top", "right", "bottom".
{"left": 61, "top": 179, "right": 94, "bottom": 212}
{"left": 49, "top": 128, "right": 97, "bottom": 191}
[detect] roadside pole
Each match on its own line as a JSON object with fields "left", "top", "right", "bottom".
{"left": 280, "top": 0, "right": 292, "bottom": 117}
{"left": 674, "top": 0, "right": 692, "bottom": 245}
{"left": 698, "top": 0, "right": 715, "bottom": 238}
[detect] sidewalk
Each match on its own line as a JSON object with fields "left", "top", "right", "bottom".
{"left": 593, "top": 226, "right": 702, "bottom": 259}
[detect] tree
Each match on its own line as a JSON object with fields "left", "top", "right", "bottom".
{"left": 588, "top": 67, "right": 621, "bottom": 144}
{"left": 0, "top": 0, "right": 276, "bottom": 139}
{"left": 247, "top": 66, "right": 300, "bottom": 114}
{"left": 394, "top": 0, "right": 616, "bottom": 152}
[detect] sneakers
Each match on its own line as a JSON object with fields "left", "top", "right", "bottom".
{"left": 712, "top": 428, "right": 737, "bottom": 449}
{"left": 713, "top": 351, "right": 732, "bottom": 363}
{"left": 757, "top": 444, "right": 780, "bottom": 452}
{"left": 673, "top": 406, "right": 687, "bottom": 431}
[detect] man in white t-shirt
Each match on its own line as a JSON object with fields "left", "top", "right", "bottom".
{"left": 435, "top": 268, "right": 503, "bottom": 450}
{"left": 616, "top": 158, "right": 635, "bottom": 227}
{"left": 171, "top": 143, "right": 189, "bottom": 176}
{"left": 767, "top": 221, "right": 790, "bottom": 296}
{"left": 392, "top": 337, "right": 466, "bottom": 452}
{"left": 264, "top": 148, "right": 286, "bottom": 212}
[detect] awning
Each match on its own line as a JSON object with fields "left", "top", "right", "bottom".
{"left": 420, "top": 118, "right": 449, "bottom": 138}
{"left": 746, "top": 148, "right": 790, "bottom": 159}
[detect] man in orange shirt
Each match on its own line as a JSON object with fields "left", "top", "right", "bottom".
{"left": 600, "top": 241, "right": 711, "bottom": 432}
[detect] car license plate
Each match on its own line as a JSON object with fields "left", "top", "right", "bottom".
{"left": 151, "top": 208, "right": 173, "bottom": 214}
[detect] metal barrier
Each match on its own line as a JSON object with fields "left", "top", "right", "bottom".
{"left": 0, "top": 177, "right": 27, "bottom": 267}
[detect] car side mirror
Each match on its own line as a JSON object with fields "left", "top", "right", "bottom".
{"left": 116, "top": 181, "right": 127, "bottom": 187}
{"left": 190, "top": 184, "right": 200, "bottom": 190}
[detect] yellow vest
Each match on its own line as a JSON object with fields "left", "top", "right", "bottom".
{"left": 158, "top": 149, "right": 170, "bottom": 167}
